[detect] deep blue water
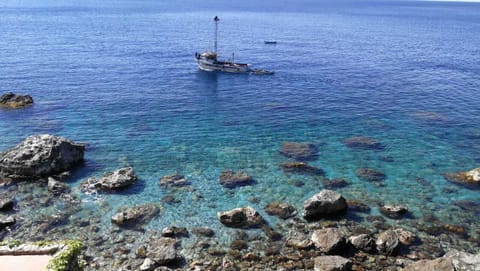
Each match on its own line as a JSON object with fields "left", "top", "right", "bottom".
{"left": 1, "top": 0, "right": 480, "bottom": 244}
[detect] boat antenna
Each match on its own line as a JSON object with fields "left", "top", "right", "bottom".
{"left": 214, "top": 16, "right": 219, "bottom": 54}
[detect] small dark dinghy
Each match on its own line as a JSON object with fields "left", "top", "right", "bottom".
{"left": 264, "top": 41, "right": 277, "bottom": 44}
{"left": 251, "top": 69, "right": 275, "bottom": 75}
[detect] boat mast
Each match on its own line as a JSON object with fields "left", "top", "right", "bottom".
{"left": 214, "top": 16, "right": 219, "bottom": 54}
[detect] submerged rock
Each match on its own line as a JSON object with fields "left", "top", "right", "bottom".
{"left": 146, "top": 237, "right": 182, "bottom": 266}
{"left": 314, "top": 255, "right": 352, "bottom": 271}
{"left": 323, "top": 178, "right": 350, "bottom": 189}
{"left": 444, "top": 167, "right": 480, "bottom": 187}
{"left": 0, "top": 215, "right": 16, "bottom": 230}
{"left": 159, "top": 174, "right": 190, "bottom": 188}
{"left": 280, "top": 162, "right": 325, "bottom": 176}
{"left": 286, "top": 230, "right": 314, "bottom": 249}
{"left": 47, "top": 177, "right": 70, "bottom": 195}
{"left": 311, "top": 228, "right": 346, "bottom": 254}
{"left": 380, "top": 204, "right": 408, "bottom": 219}
{"left": 219, "top": 170, "right": 254, "bottom": 189}
{"left": 264, "top": 202, "right": 297, "bottom": 219}
{"left": 280, "top": 142, "right": 319, "bottom": 161}
{"left": 0, "top": 92, "right": 33, "bottom": 108}
{"left": 81, "top": 167, "right": 137, "bottom": 193}
{"left": 161, "top": 226, "right": 189, "bottom": 238}
{"left": 355, "top": 168, "right": 386, "bottom": 182}
{"left": 343, "top": 136, "right": 384, "bottom": 150}
{"left": 217, "top": 206, "right": 265, "bottom": 228}
{"left": 346, "top": 200, "right": 371, "bottom": 213}
{"left": 0, "top": 134, "right": 84, "bottom": 180}
{"left": 111, "top": 204, "right": 160, "bottom": 228}
{"left": 0, "top": 196, "right": 14, "bottom": 211}
{"left": 303, "top": 190, "right": 348, "bottom": 220}
{"left": 192, "top": 227, "right": 215, "bottom": 237}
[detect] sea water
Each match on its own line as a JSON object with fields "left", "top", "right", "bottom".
{"left": 1, "top": 0, "right": 480, "bottom": 248}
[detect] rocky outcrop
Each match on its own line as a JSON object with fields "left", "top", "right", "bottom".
{"left": 343, "top": 136, "right": 384, "bottom": 150}
{"left": 314, "top": 255, "right": 352, "bottom": 271}
{"left": 311, "top": 228, "right": 346, "bottom": 254}
{"left": 264, "top": 202, "right": 297, "bottom": 219}
{"left": 402, "top": 250, "right": 480, "bottom": 271}
{"left": 159, "top": 174, "right": 190, "bottom": 188}
{"left": 0, "top": 215, "right": 16, "bottom": 230}
{"left": 111, "top": 204, "right": 160, "bottom": 228}
{"left": 443, "top": 250, "right": 480, "bottom": 270}
{"left": 0, "top": 196, "right": 14, "bottom": 211}
{"left": 81, "top": 167, "right": 137, "bottom": 193}
{"left": 348, "top": 234, "right": 375, "bottom": 252}
{"left": 376, "top": 229, "right": 399, "bottom": 255}
{"left": 0, "top": 135, "right": 84, "bottom": 180}
{"left": 303, "top": 190, "right": 348, "bottom": 220}
{"left": 280, "top": 142, "right": 319, "bottom": 161}
{"left": 0, "top": 92, "right": 33, "bottom": 108}
{"left": 219, "top": 170, "right": 254, "bottom": 189}
{"left": 279, "top": 162, "right": 325, "bottom": 176}
{"left": 48, "top": 177, "right": 70, "bottom": 195}
{"left": 286, "top": 230, "right": 314, "bottom": 249}
{"left": 217, "top": 206, "right": 265, "bottom": 228}
{"left": 380, "top": 204, "right": 408, "bottom": 219}
{"left": 145, "top": 237, "right": 182, "bottom": 267}
{"left": 355, "top": 168, "right": 386, "bottom": 182}
{"left": 402, "top": 257, "right": 455, "bottom": 271}
{"left": 444, "top": 167, "right": 480, "bottom": 187}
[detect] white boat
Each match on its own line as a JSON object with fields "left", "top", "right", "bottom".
{"left": 195, "top": 16, "right": 251, "bottom": 73}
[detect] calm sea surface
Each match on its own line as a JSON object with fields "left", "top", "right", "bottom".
{"left": 1, "top": 0, "right": 480, "bottom": 247}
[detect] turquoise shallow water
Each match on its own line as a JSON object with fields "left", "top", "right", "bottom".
{"left": 1, "top": 0, "right": 480, "bottom": 247}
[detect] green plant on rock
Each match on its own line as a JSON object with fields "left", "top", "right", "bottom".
{"left": 47, "top": 240, "right": 84, "bottom": 271}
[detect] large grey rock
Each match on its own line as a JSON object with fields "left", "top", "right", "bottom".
{"left": 217, "top": 206, "right": 265, "bottom": 228}
{"left": 376, "top": 229, "right": 399, "bottom": 255}
{"left": 314, "top": 255, "right": 352, "bottom": 271}
{"left": 264, "top": 202, "right": 297, "bottom": 219}
{"left": 311, "top": 228, "right": 346, "bottom": 254}
{"left": 303, "top": 190, "right": 348, "bottom": 220}
{"left": 146, "top": 237, "right": 182, "bottom": 266}
{"left": 0, "top": 135, "right": 84, "bottom": 180}
{"left": 111, "top": 204, "right": 160, "bottom": 228}
{"left": 348, "top": 234, "right": 375, "bottom": 252}
{"left": 280, "top": 142, "right": 319, "bottom": 161}
{"left": 219, "top": 170, "right": 254, "bottom": 189}
{"left": 81, "top": 167, "right": 137, "bottom": 193}
{"left": 0, "top": 92, "right": 33, "bottom": 108}
{"left": 444, "top": 250, "right": 480, "bottom": 271}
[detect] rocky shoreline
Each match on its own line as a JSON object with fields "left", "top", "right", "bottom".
{"left": 1, "top": 136, "right": 479, "bottom": 270}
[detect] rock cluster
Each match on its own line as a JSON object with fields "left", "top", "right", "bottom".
{"left": 81, "top": 167, "right": 137, "bottom": 193}
{"left": 0, "top": 92, "right": 33, "bottom": 108}
{"left": 217, "top": 206, "right": 265, "bottom": 228}
{"left": 0, "top": 134, "right": 84, "bottom": 180}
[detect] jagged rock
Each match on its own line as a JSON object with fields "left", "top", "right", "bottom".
{"left": 395, "top": 228, "right": 416, "bottom": 245}
{"left": 111, "top": 204, "right": 160, "bottom": 228}
{"left": 217, "top": 206, "right": 265, "bottom": 228}
{"left": 323, "top": 178, "right": 350, "bottom": 189}
{"left": 376, "top": 230, "right": 399, "bottom": 255}
{"left": 314, "top": 255, "right": 352, "bottom": 271}
{"left": 380, "top": 204, "right": 408, "bottom": 219}
{"left": 264, "top": 202, "right": 297, "bottom": 219}
{"left": 47, "top": 177, "right": 70, "bottom": 195}
{"left": 343, "top": 136, "right": 384, "bottom": 150}
{"left": 219, "top": 170, "right": 254, "bottom": 189}
{"left": 286, "top": 230, "right": 314, "bottom": 249}
{"left": 0, "top": 196, "right": 14, "bottom": 211}
{"left": 80, "top": 167, "right": 137, "bottom": 193}
{"left": 280, "top": 142, "right": 319, "bottom": 161}
{"left": 444, "top": 249, "right": 480, "bottom": 270}
{"left": 303, "top": 190, "right": 348, "bottom": 220}
{"left": 0, "top": 134, "right": 84, "bottom": 180}
{"left": 146, "top": 237, "right": 182, "bottom": 266}
{"left": 161, "top": 226, "right": 189, "bottom": 238}
{"left": 0, "top": 215, "right": 16, "bottom": 230}
{"left": 140, "top": 258, "right": 157, "bottom": 271}
{"left": 444, "top": 167, "right": 480, "bottom": 187}
{"left": 355, "top": 168, "right": 386, "bottom": 182}
{"left": 311, "top": 228, "right": 346, "bottom": 254}
{"left": 279, "top": 162, "right": 325, "bottom": 176}
{"left": 192, "top": 227, "right": 215, "bottom": 237}
{"left": 159, "top": 174, "right": 190, "bottom": 188}
{"left": 0, "top": 92, "right": 33, "bottom": 108}
{"left": 402, "top": 258, "right": 455, "bottom": 271}
{"left": 348, "top": 234, "right": 375, "bottom": 252}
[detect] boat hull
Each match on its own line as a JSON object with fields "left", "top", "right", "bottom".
{"left": 196, "top": 56, "right": 250, "bottom": 73}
